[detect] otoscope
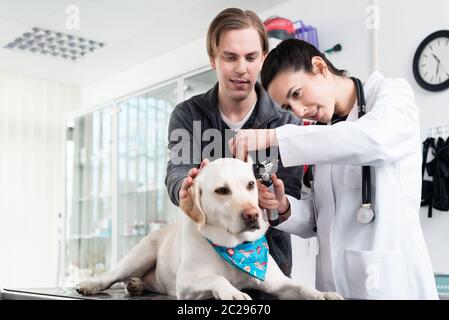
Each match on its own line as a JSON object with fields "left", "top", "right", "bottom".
{"left": 256, "top": 160, "right": 280, "bottom": 226}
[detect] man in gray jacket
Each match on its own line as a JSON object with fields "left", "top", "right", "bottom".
{"left": 165, "top": 8, "right": 303, "bottom": 279}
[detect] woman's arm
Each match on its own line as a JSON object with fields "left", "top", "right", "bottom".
{"left": 231, "top": 78, "right": 419, "bottom": 167}
{"left": 276, "top": 78, "right": 419, "bottom": 167}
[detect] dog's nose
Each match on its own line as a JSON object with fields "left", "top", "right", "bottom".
{"left": 241, "top": 207, "right": 259, "bottom": 222}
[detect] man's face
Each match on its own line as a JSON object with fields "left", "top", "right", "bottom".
{"left": 210, "top": 27, "right": 266, "bottom": 103}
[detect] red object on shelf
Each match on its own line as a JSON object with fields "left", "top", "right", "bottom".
{"left": 264, "top": 16, "right": 295, "bottom": 40}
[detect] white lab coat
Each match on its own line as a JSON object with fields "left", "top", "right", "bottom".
{"left": 275, "top": 71, "right": 438, "bottom": 300}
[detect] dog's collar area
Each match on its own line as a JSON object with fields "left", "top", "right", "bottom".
{"left": 207, "top": 235, "right": 269, "bottom": 281}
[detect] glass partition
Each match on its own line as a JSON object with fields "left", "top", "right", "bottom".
{"left": 117, "top": 83, "right": 178, "bottom": 260}
{"left": 61, "top": 68, "right": 218, "bottom": 284}
{"left": 64, "top": 107, "right": 113, "bottom": 285}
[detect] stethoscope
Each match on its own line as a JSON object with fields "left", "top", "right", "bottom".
{"left": 310, "top": 77, "right": 375, "bottom": 229}
{"left": 351, "top": 77, "right": 375, "bottom": 224}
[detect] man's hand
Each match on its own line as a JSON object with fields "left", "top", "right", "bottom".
{"left": 179, "top": 159, "right": 209, "bottom": 201}
{"left": 257, "top": 174, "right": 289, "bottom": 213}
{"left": 229, "top": 129, "right": 278, "bottom": 161}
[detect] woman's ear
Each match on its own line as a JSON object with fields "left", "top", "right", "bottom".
{"left": 311, "top": 56, "right": 329, "bottom": 77}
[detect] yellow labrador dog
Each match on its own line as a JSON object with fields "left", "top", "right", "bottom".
{"left": 76, "top": 158, "right": 342, "bottom": 300}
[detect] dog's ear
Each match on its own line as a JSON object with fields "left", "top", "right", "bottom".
{"left": 180, "top": 179, "right": 205, "bottom": 228}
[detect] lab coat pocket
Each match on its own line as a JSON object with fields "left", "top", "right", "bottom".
{"left": 344, "top": 248, "right": 411, "bottom": 299}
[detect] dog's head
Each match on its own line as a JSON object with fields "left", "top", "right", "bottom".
{"left": 180, "top": 157, "right": 268, "bottom": 245}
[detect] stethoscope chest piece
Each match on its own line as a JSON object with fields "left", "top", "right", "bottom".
{"left": 357, "top": 204, "right": 375, "bottom": 224}
{"left": 351, "top": 77, "right": 376, "bottom": 225}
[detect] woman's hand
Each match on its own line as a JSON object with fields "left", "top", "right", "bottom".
{"left": 228, "top": 129, "right": 278, "bottom": 161}
{"left": 257, "top": 174, "right": 290, "bottom": 214}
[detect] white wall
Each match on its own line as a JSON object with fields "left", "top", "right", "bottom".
{"left": 377, "top": 0, "right": 449, "bottom": 137}
{"left": 81, "top": 0, "right": 449, "bottom": 284}
{"left": 0, "top": 72, "right": 81, "bottom": 288}
{"left": 376, "top": 0, "right": 449, "bottom": 274}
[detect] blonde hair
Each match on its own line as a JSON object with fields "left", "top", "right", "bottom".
{"left": 206, "top": 8, "right": 269, "bottom": 59}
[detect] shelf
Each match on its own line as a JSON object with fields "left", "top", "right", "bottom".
{"left": 71, "top": 196, "right": 112, "bottom": 201}
{"left": 118, "top": 188, "right": 159, "bottom": 195}
{"left": 68, "top": 234, "right": 111, "bottom": 240}
{"left": 74, "top": 162, "right": 112, "bottom": 169}
{"left": 120, "top": 234, "right": 146, "bottom": 237}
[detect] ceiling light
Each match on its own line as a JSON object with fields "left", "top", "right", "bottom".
{"left": 3, "top": 27, "right": 106, "bottom": 61}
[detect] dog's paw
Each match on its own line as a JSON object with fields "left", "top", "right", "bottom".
{"left": 76, "top": 281, "right": 104, "bottom": 296}
{"left": 126, "top": 277, "right": 144, "bottom": 296}
{"left": 315, "top": 291, "right": 344, "bottom": 300}
{"left": 214, "top": 287, "right": 252, "bottom": 300}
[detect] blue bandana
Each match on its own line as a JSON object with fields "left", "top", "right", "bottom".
{"left": 208, "top": 236, "right": 269, "bottom": 281}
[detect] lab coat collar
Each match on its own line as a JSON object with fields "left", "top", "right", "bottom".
{"left": 346, "top": 71, "right": 385, "bottom": 122}
{"left": 364, "top": 70, "right": 384, "bottom": 103}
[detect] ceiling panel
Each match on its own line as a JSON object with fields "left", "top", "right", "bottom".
{"left": 0, "top": 0, "right": 67, "bottom": 23}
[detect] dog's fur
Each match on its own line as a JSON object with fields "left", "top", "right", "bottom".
{"left": 76, "top": 158, "right": 343, "bottom": 300}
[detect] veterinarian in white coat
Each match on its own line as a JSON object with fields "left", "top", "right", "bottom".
{"left": 230, "top": 39, "right": 438, "bottom": 299}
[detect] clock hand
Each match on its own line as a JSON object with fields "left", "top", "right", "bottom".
{"left": 432, "top": 53, "right": 441, "bottom": 63}
{"left": 432, "top": 53, "right": 449, "bottom": 77}
{"left": 439, "top": 62, "right": 449, "bottom": 77}
{"left": 432, "top": 54, "right": 442, "bottom": 77}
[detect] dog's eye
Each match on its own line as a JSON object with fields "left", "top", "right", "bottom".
{"left": 247, "top": 181, "right": 255, "bottom": 190}
{"left": 215, "top": 186, "right": 231, "bottom": 195}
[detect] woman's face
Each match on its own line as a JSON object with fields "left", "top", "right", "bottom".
{"left": 267, "top": 69, "right": 335, "bottom": 123}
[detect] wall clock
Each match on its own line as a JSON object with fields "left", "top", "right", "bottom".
{"left": 413, "top": 30, "right": 449, "bottom": 92}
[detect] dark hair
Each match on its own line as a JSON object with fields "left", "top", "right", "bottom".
{"left": 261, "top": 39, "right": 346, "bottom": 90}
{"left": 206, "top": 8, "right": 269, "bottom": 59}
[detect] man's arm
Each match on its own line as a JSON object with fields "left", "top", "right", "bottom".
{"left": 165, "top": 104, "right": 200, "bottom": 206}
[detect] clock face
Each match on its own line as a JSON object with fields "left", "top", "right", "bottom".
{"left": 413, "top": 30, "right": 449, "bottom": 91}
{"left": 418, "top": 37, "right": 449, "bottom": 85}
